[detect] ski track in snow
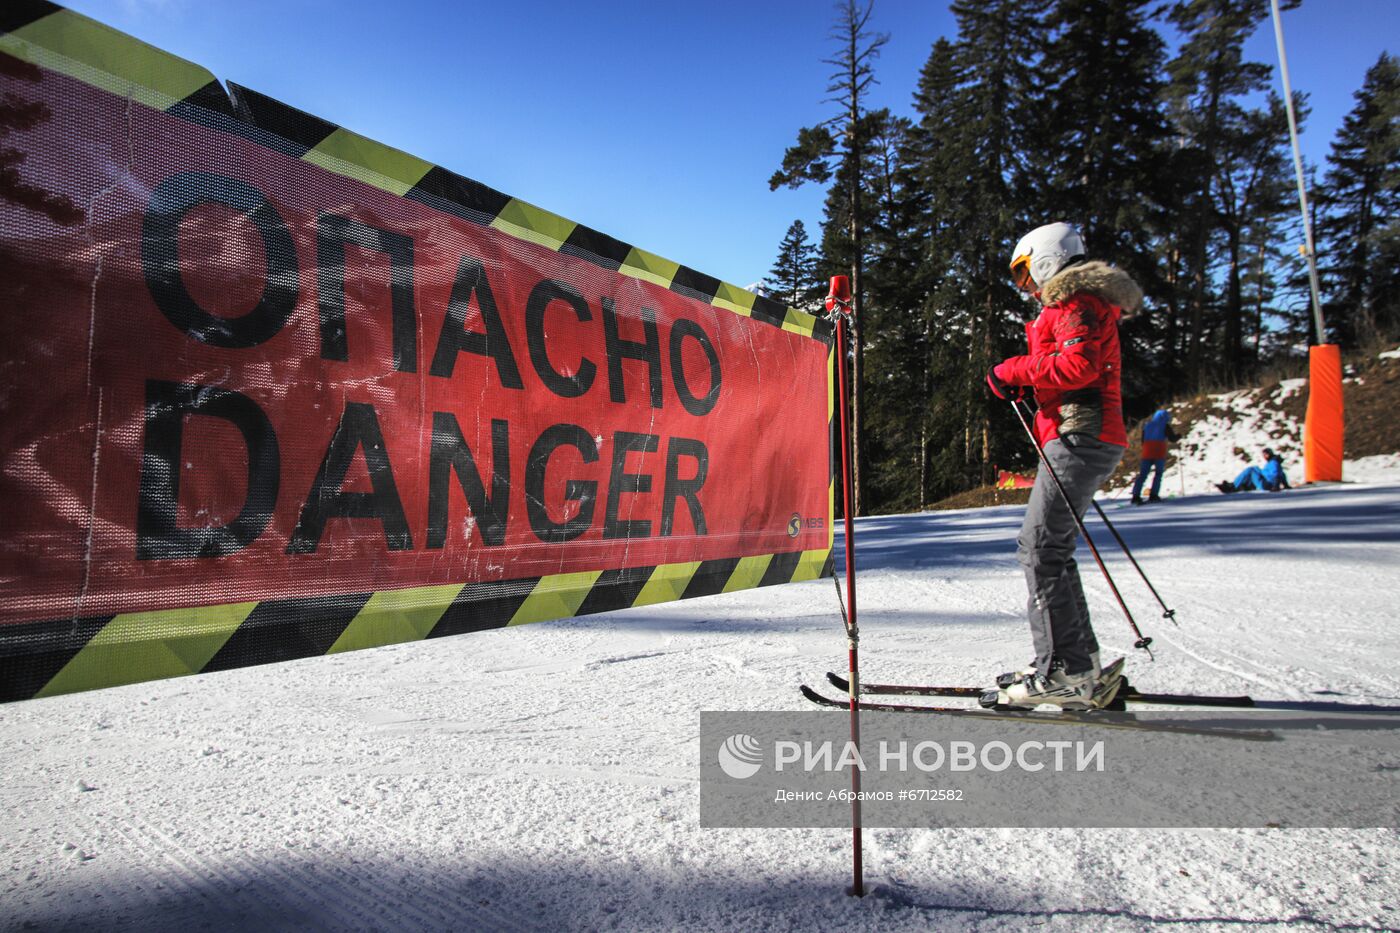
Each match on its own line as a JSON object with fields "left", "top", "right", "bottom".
{"left": 5, "top": 478, "right": 1400, "bottom": 930}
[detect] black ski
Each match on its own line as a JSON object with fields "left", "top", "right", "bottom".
{"left": 825, "top": 672, "right": 1254, "bottom": 708}
{"left": 799, "top": 686, "right": 1275, "bottom": 741}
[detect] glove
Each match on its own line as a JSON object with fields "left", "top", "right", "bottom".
{"left": 986, "top": 370, "right": 1027, "bottom": 402}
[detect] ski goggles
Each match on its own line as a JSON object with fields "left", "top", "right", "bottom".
{"left": 1010, "top": 254, "right": 1035, "bottom": 293}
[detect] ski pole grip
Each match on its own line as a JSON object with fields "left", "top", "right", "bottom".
{"left": 826, "top": 275, "right": 852, "bottom": 314}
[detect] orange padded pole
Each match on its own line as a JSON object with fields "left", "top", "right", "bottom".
{"left": 1304, "top": 344, "right": 1344, "bottom": 483}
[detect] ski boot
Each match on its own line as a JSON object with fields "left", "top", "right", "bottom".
{"left": 995, "top": 651, "right": 1102, "bottom": 689}
{"left": 985, "top": 656, "right": 1123, "bottom": 711}
{"left": 983, "top": 661, "right": 1097, "bottom": 710}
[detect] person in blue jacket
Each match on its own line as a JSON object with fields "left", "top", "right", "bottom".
{"left": 1217, "top": 448, "right": 1290, "bottom": 493}
{"left": 1131, "top": 408, "right": 1177, "bottom": 505}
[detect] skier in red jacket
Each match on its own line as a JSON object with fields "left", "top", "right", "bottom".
{"left": 984, "top": 222, "right": 1142, "bottom": 709}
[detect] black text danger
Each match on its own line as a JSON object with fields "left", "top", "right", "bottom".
{"left": 135, "top": 171, "right": 721, "bottom": 558}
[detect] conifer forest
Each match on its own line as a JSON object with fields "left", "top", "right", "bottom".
{"left": 765, "top": 0, "right": 1398, "bottom": 514}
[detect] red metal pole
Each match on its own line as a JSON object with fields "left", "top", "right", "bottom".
{"left": 828, "top": 276, "right": 863, "bottom": 897}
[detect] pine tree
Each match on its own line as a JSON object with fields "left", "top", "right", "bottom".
{"left": 1163, "top": 0, "right": 1297, "bottom": 387}
{"left": 1038, "top": 0, "right": 1171, "bottom": 262}
{"left": 763, "top": 220, "right": 820, "bottom": 311}
{"left": 1240, "top": 202, "right": 1307, "bottom": 364}
{"left": 930, "top": 0, "right": 1050, "bottom": 490}
{"left": 1316, "top": 53, "right": 1400, "bottom": 346}
{"left": 1038, "top": 0, "right": 1174, "bottom": 408}
{"left": 862, "top": 110, "right": 934, "bottom": 511}
{"left": 1209, "top": 92, "right": 1295, "bottom": 380}
{"left": 895, "top": 37, "right": 971, "bottom": 505}
{"left": 769, "top": 0, "right": 888, "bottom": 515}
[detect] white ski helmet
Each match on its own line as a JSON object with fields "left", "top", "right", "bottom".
{"left": 1009, "top": 222, "right": 1086, "bottom": 294}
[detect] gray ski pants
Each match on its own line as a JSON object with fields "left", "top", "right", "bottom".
{"left": 1017, "top": 434, "right": 1124, "bottom": 678}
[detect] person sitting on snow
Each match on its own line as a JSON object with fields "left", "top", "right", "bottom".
{"left": 1217, "top": 448, "right": 1290, "bottom": 494}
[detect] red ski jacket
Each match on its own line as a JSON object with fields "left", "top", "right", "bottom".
{"left": 992, "top": 261, "right": 1142, "bottom": 449}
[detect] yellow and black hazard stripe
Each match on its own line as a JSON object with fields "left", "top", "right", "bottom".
{"left": 220, "top": 83, "right": 831, "bottom": 344}
{"left": 0, "top": 1, "right": 235, "bottom": 119}
{"left": 0, "top": 550, "right": 833, "bottom": 702}
{"left": 0, "top": 3, "right": 832, "bottom": 345}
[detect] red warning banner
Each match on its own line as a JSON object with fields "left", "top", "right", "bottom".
{"left": 0, "top": 45, "right": 830, "bottom": 632}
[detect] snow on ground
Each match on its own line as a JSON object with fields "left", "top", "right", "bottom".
{"left": 1111, "top": 344, "right": 1400, "bottom": 500}
{"left": 1108, "top": 386, "right": 1302, "bottom": 500}
{"left": 1109, "top": 381, "right": 1392, "bottom": 501}
{"left": 5, "top": 474, "right": 1400, "bottom": 930}
{"left": 1347, "top": 453, "right": 1400, "bottom": 485}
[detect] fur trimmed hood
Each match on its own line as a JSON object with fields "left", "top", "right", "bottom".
{"left": 1040, "top": 260, "right": 1143, "bottom": 317}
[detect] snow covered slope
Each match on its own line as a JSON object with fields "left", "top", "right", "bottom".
{"left": 4, "top": 474, "right": 1400, "bottom": 930}
{"left": 1109, "top": 344, "right": 1400, "bottom": 500}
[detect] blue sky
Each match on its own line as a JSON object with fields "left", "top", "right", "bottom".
{"left": 62, "top": 0, "right": 1397, "bottom": 290}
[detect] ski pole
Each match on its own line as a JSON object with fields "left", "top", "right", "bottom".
{"left": 1008, "top": 398, "right": 1154, "bottom": 657}
{"left": 1087, "top": 498, "right": 1178, "bottom": 624}
{"left": 826, "top": 275, "right": 863, "bottom": 898}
